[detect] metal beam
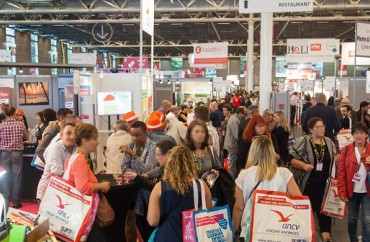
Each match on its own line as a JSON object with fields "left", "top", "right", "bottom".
{"left": 0, "top": 15, "right": 369, "bottom": 24}
{"left": 0, "top": 62, "right": 96, "bottom": 69}
{"left": 73, "top": 43, "right": 287, "bottom": 48}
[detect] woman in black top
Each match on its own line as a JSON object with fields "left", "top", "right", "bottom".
{"left": 272, "top": 111, "right": 290, "bottom": 167}
{"left": 289, "top": 117, "right": 338, "bottom": 242}
{"left": 236, "top": 115, "right": 280, "bottom": 174}
{"left": 178, "top": 104, "right": 188, "bottom": 123}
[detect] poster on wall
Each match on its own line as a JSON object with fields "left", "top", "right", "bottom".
{"left": 64, "top": 85, "right": 74, "bottom": 109}
{"left": 0, "top": 87, "right": 11, "bottom": 104}
{"left": 97, "top": 91, "right": 132, "bottom": 116}
{"left": 18, "top": 82, "right": 49, "bottom": 106}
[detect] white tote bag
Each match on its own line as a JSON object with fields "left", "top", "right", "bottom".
{"left": 249, "top": 190, "right": 314, "bottom": 242}
{"left": 191, "top": 180, "right": 234, "bottom": 242}
{"left": 39, "top": 154, "right": 94, "bottom": 242}
{"left": 337, "top": 129, "right": 354, "bottom": 150}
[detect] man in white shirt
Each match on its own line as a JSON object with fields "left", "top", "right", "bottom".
{"left": 36, "top": 122, "right": 76, "bottom": 200}
{"left": 165, "top": 107, "right": 187, "bottom": 145}
{"left": 290, "top": 92, "right": 298, "bottom": 126}
{"left": 106, "top": 120, "right": 132, "bottom": 174}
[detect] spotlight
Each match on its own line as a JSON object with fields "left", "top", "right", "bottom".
{"left": 160, "top": 72, "right": 164, "bottom": 79}
{"left": 19, "top": 68, "right": 23, "bottom": 74}
{"left": 208, "top": 78, "right": 213, "bottom": 84}
{"left": 159, "top": 79, "right": 163, "bottom": 84}
{"left": 167, "top": 79, "right": 171, "bottom": 84}
{"left": 176, "top": 79, "right": 179, "bottom": 83}
{"left": 155, "top": 74, "right": 159, "bottom": 78}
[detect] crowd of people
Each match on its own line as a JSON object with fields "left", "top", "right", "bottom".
{"left": 0, "top": 90, "right": 370, "bottom": 242}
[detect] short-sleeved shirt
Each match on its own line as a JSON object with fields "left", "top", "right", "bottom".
{"left": 235, "top": 166, "right": 293, "bottom": 236}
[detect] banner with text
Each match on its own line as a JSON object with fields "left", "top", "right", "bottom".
{"left": 193, "top": 42, "right": 228, "bottom": 66}
{"left": 124, "top": 57, "right": 149, "bottom": 69}
{"left": 341, "top": 42, "right": 370, "bottom": 65}
{"left": 356, "top": 22, "right": 370, "bottom": 57}
{"left": 239, "top": 0, "right": 313, "bottom": 13}
{"left": 286, "top": 39, "right": 339, "bottom": 63}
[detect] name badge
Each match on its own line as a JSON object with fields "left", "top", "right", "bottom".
{"left": 352, "top": 173, "right": 362, "bottom": 183}
{"left": 316, "top": 162, "right": 323, "bottom": 171}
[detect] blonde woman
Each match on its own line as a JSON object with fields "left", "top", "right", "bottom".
{"left": 232, "top": 136, "right": 301, "bottom": 242}
{"left": 147, "top": 146, "right": 213, "bottom": 242}
{"left": 272, "top": 111, "right": 290, "bottom": 166}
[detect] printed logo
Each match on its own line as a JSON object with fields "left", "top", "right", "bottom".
{"left": 310, "top": 44, "right": 321, "bottom": 51}
{"left": 331, "top": 189, "right": 339, "bottom": 198}
{"left": 218, "top": 217, "right": 228, "bottom": 230}
{"left": 271, "top": 210, "right": 294, "bottom": 222}
{"left": 56, "top": 195, "right": 71, "bottom": 209}
{"left": 195, "top": 46, "right": 202, "bottom": 54}
{"left": 343, "top": 135, "right": 352, "bottom": 141}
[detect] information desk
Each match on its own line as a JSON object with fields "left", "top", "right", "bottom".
{"left": 96, "top": 174, "right": 139, "bottom": 242}
{"left": 21, "top": 143, "right": 43, "bottom": 200}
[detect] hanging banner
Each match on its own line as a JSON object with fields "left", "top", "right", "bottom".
{"left": 239, "top": 0, "right": 313, "bottom": 13}
{"left": 342, "top": 42, "right": 370, "bottom": 65}
{"left": 141, "top": 0, "right": 154, "bottom": 36}
{"left": 193, "top": 42, "right": 228, "bottom": 65}
{"left": 356, "top": 22, "right": 370, "bottom": 57}
{"left": 69, "top": 53, "right": 97, "bottom": 65}
{"left": 171, "top": 58, "right": 183, "bottom": 70}
{"left": 124, "top": 57, "right": 149, "bottom": 69}
{"left": 185, "top": 68, "right": 205, "bottom": 78}
{"left": 286, "top": 39, "right": 339, "bottom": 63}
{"left": 0, "top": 87, "right": 10, "bottom": 104}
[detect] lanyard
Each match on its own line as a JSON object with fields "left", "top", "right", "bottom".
{"left": 193, "top": 149, "right": 206, "bottom": 175}
{"left": 310, "top": 136, "right": 325, "bottom": 162}
{"left": 355, "top": 146, "right": 366, "bottom": 172}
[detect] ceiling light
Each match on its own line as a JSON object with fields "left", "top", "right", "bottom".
{"left": 171, "top": 23, "right": 183, "bottom": 26}
{"left": 155, "top": 74, "right": 159, "bottom": 78}
{"left": 19, "top": 68, "right": 23, "bottom": 74}
{"left": 291, "top": 22, "right": 303, "bottom": 24}
{"left": 160, "top": 72, "right": 164, "bottom": 79}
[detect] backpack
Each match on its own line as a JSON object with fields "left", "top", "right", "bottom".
{"left": 0, "top": 193, "right": 10, "bottom": 241}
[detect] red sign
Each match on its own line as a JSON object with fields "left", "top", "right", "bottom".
{"left": 0, "top": 87, "right": 10, "bottom": 104}
{"left": 185, "top": 68, "right": 205, "bottom": 78}
{"left": 310, "top": 44, "right": 322, "bottom": 51}
{"left": 123, "top": 57, "right": 149, "bottom": 69}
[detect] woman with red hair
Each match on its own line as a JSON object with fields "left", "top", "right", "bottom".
{"left": 236, "top": 115, "right": 280, "bottom": 175}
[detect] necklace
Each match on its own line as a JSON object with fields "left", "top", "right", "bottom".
{"left": 193, "top": 149, "right": 206, "bottom": 175}
{"left": 310, "top": 136, "right": 325, "bottom": 162}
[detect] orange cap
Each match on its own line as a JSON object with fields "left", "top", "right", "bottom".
{"left": 122, "top": 111, "right": 139, "bottom": 122}
{"left": 146, "top": 111, "right": 165, "bottom": 130}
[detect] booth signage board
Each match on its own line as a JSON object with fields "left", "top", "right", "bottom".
{"left": 341, "top": 42, "right": 370, "bottom": 65}
{"left": 73, "top": 70, "right": 80, "bottom": 95}
{"left": 367, "top": 71, "right": 370, "bottom": 94}
{"left": 0, "top": 87, "right": 10, "bottom": 104}
{"left": 64, "top": 85, "right": 74, "bottom": 109}
{"left": 0, "top": 78, "right": 14, "bottom": 88}
{"left": 239, "top": 0, "right": 313, "bottom": 13}
{"left": 286, "top": 39, "right": 340, "bottom": 63}
{"left": 124, "top": 57, "right": 149, "bottom": 69}
{"left": 141, "top": 0, "right": 154, "bottom": 36}
{"left": 69, "top": 53, "right": 97, "bottom": 65}
{"left": 189, "top": 53, "right": 226, "bottom": 69}
{"left": 356, "top": 22, "right": 370, "bottom": 57}
{"left": 0, "top": 50, "right": 11, "bottom": 62}
{"left": 193, "top": 42, "right": 228, "bottom": 65}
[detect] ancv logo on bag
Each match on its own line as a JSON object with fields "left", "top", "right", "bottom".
{"left": 271, "top": 210, "right": 299, "bottom": 230}
{"left": 55, "top": 195, "right": 72, "bottom": 220}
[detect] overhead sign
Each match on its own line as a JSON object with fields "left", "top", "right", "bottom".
{"left": 286, "top": 39, "right": 339, "bottom": 63}
{"left": 123, "top": 57, "right": 149, "bottom": 69}
{"left": 69, "top": 53, "right": 97, "bottom": 65}
{"left": 92, "top": 23, "right": 113, "bottom": 43}
{"left": 356, "top": 22, "right": 370, "bottom": 57}
{"left": 341, "top": 42, "right": 370, "bottom": 65}
{"left": 189, "top": 53, "right": 227, "bottom": 69}
{"left": 141, "top": 0, "right": 154, "bottom": 36}
{"left": 193, "top": 42, "right": 228, "bottom": 65}
{"left": 239, "top": 0, "right": 313, "bottom": 13}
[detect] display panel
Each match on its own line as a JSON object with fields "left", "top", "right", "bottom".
{"left": 97, "top": 91, "right": 132, "bottom": 115}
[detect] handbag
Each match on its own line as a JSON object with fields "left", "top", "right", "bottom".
{"left": 206, "top": 146, "right": 235, "bottom": 209}
{"left": 39, "top": 154, "right": 94, "bottom": 242}
{"left": 248, "top": 190, "right": 315, "bottom": 242}
{"left": 96, "top": 192, "right": 115, "bottom": 228}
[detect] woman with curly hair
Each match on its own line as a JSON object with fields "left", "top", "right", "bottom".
{"left": 147, "top": 145, "right": 213, "bottom": 241}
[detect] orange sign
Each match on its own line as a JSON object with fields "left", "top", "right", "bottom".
{"left": 310, "top": 44, "right": 321, "bottom": 51}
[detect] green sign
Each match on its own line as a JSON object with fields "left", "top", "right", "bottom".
{"left": 240, "top": 56, "right": 246, "bottom": 75}
{"left": 171, "top": 58, "right": 183, "bottom": 70}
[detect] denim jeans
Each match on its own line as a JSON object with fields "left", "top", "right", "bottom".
{"left": 227, "top": 149, "right": 237, "bottom": 180}
{"left": 348, "top": 192, "right": 370, "bottom": 242}
{"left": 0, "top": 151, "right": 23, "bottom": 205}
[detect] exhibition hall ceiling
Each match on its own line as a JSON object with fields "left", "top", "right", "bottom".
{"left": 0, "top": 0, "right": 369, "bottom": 57}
